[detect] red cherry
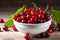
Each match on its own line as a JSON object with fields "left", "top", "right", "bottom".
{"left": 39, "top": 10, "right": 45, "bottom": 14}
{"left": 45, "top": 32, "right": 51, "bottom": 37}
{"left": 16, "top": 17, "right": 22, "bottom": 22}
{"left": 20, "top": 12, "right": 25, "bottom": 16}
{"left": 32, "top": 15, "right": 37, "bottom": 19}
{"left": 3, "top": 25, "right": 8, "bottom": 31}
{"left": 47, "top": 29, "right": 52, "bottom": 33}
{"left": 31, "top": 10, "right": 37, "bottom": 16}
{"left": 38, "top": 14, "right": 44, "bottom": 19}
{"left": 21, "top": 19, "right": 26, "bottom": 23}
{"left": 13, "top": 16, "right": 17, "bottom": 20}
{"left": 29, "top": 18, "right": 36, "bottom": 23}
{"left": 28, "top": 8, "right": 33, "bottom": 12}
{"left": 26, "top": 14, "right": 31, "bottom": 19}
{"left": 38, "top": 19, "right": 44, "bottom": 23}
{"left": 27, "top": 20, "right": 31, "bottom": 23}
{"left": 45, "top": 15, "right": 50, "bottom": 21}
{"left": 21, "top": 15, "right": 26, "bottom": 20}
{"left": 24, "top": 33, "right": 30, "bottom": 40}
{"left": 49, "top": 23, "right": 56, "bottom": 32}
{"left": 12, "top": 25, "right": 17, "bottom": 31}
{"left": 0, "top": 18, "right": 4, "bottom": 23}
{"left": 52, "top": 27, "right": 56, "bottom": 32}
{"left": 24, "top": 8, "right": 29, "bottom": 12}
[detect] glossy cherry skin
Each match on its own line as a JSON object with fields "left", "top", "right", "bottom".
{"left": 31, "top": 10, "right": 37, "bottom": 16}
{"left": 38, "top": 14, "right": 44, "bottom": 19}
{"left": 26, "top": 14, "right": 31, "bottom": 20}
{"left": 47, "top": 29, "right": 52, "bottom": 33}
{"left": 39, "top": 10, "right": 45, "bottom": 14}
{"left": 16, "top": 17, "right": 22, "bottom": 22}
{"left": 21, "top": 15, "right": 26, "bottom": 20}
{"left": 21, "top": 19, "right": 27, "bottom": 23}
{"left": 0, "top": 18, "right": 4, "bottom": 23}
{"left": 29, "top": 18, "right": 36, "bottom": 23}
{"left": 12, "top": 25, "right": 17, "bottom": 31}
{"left": 24, "top": 8, "right": 29, "bottom": 12}
{"left": 3, "top": 25, "right": 8, "bottom": 31}
{"left": 24, "top": 33, "right": 30, "bottom": 40}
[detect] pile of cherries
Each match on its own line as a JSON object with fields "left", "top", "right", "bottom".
{"left": 13, "top": 8, "right": 50, "bottom": 24}
{"left": 24, "top": 22, "right": 56, "bottom": 40}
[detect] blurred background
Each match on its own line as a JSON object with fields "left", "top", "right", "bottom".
{"left": 0, "top": 0, "right": 60, "bottom": 19}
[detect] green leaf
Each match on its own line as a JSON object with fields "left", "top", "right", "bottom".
{"left": 50, "top": 10, "right": 60, "bottom": 26}
{"left": 9, "top": 14, "right": 15, "bottom": 19}
{"left": 15, "top": 6, "right": 25, "bottom": 15}
{"left": 5, "top": 19, "right": 13, "bottom": 28}
{"left": 9, "top": 6, "right": 25, "bottom": 19}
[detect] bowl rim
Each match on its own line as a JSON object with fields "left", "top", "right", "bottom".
{"left": 13, "top": 18, "right": 52, "bottom": 25}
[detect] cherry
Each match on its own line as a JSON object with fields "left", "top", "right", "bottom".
{"left": 31, "top": 10, "right": 37, "bottom": 16}
{"left": 57, "top": 22, "right": 60, "bottom": 31}
{"left": 0, "top": 18, "right": 4, "bottom": 23}
{"left": 20, "top": 12, "right": 25, "bottom": 16}
{"left": 21, "top": 15, "right": 26, "bottom": 20}
{"left": 29, "top": 18, "right": 36, "bottom": 23}
{"left": 24, "top": 33, "right": 30, "bottom": 40}
{"left": 16, "top": 17, "right": 22, "bottom": 22}
{"left": 38, "top": 19, "right": 44, "bottom": 23}
{"left": 26, "top": 14, "right": 31, "bottom": 19}
{"left": 38, "top": 14, "right": 44, "bottom": 19}
{"left": 49, "top": 23, "right": 56, "bottom": 32}
{"left": 32, "top": 15, "right": 37, "bottom": 19}
{"left": 12, "top": 25, "right": 17, "bottom": 31}
{"left": 13, "top": 16, "right": 17, "bottom": 21}
{"left": 44, "top": 13, "right": 50, "bottom": 21}
{"left": 3, "top": 25, "right": 8, "bottom": 31}
{"left": 47, "top": 29, "right": 52, "bottom": 33}
{"left": 21, "top": 19, "right": 26, "bottom": 23}
{"left": 27, "top": 20, "right": 31, "bottom": 23}
{"left": 39, "top": 10, "right": 45, "bottom": 14}
{"left": 24, "top": 8, "right": 29, "bottom": 12}
{"left": 45, "top": 32, "right": 51, "bottom": 38}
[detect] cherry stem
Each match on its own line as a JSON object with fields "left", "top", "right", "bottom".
{"left": 45, "top": 4, "right": 49, "bottom": 11}
{"left": 32, "top": 2, "right": 40, "bottom": 10}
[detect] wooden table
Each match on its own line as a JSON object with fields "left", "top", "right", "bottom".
{"left": 0, "top": 8, "right": 60, "bottom": 40}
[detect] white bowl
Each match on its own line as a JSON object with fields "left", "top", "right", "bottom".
{"left": 13, "top": 19, "right": 52, "bottom": 35}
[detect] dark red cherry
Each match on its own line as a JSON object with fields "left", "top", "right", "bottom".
{"left": 12, "top": 25, "right": 17, "bottom": 31}
{"left": 21, "top": 19, "right": 26, "bottom": 23}
{"left": 13, "top": 16, "right": 17, "bottom": 20}
{"left": 31, "top": 10, "right": 37, "bottom": 16}
{"left": 39, "top": 10, "right": 45, "bottom": 14}
{"left": 20, "top": 12, "right": 25, "bottom": 16}
{"left": 29, "top": 18, "right": 36, "bottom": 23}
{"left": 32, "top": 15, "right": 37, "bottom": 19}
{"left": 26, "top": 14, "right": 31, "bottom": 19}
{"left": 38, "top": 14, "right": 44, "bottom": 19}
{"left": 24, "top": 8, "right": 29, "bottom": 12}
{"left": 16, "top": 17, "right": 22, "bottom": 22}
{"left": 47, "top": 29, "right": 52, "bottom": 33}
{"left": 0, "top": 18, "right": 4, "bottom": 23}
{"left": 45, "top": 32, "right": 51, "bottom": 38}
{"left": 3, "top": 25, "right": 8, "bottom": 31}
{"left": 24, "top": 33, "right": 30, "bottom": 40}
{"left": 21, "top": 15, "right": 26, "bottom": 20}
{"left": 38, "top": 19, "right": 44, "bottom": 23}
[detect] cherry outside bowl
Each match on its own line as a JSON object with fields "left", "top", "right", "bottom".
{"left": 13, "top": 19, "right": 52, "bottom": 35}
